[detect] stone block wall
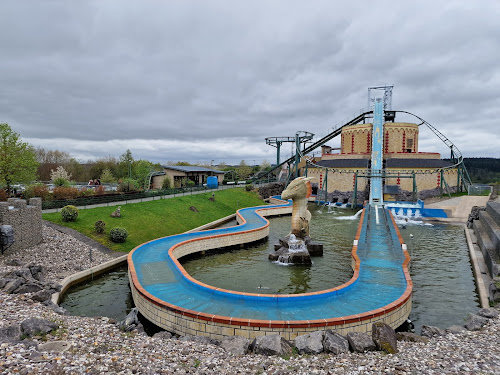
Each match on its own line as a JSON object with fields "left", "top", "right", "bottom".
{"left": 0, "top": 198, "right": 42, "bottom": 253}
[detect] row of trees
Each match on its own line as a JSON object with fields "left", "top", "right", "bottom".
{"left": 0, "top": 122, "right": 274, "bottom": 197}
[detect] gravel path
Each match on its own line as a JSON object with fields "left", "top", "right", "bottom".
{"left": 1, "top": 224, "right": 499, "bottom": 374}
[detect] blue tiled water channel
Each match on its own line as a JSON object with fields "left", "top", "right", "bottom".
{"left": 129, "top": 202, "right": 409, "bottom": 321}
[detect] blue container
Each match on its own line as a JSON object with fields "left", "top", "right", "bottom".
{"left": 207, "top": 176, "right": 218, "bottom": 189}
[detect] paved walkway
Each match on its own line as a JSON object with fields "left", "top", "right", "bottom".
{"left": 426, "top": 195, "right": 490, "bottom": 222}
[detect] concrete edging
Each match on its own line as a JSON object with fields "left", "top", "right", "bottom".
{"left": 51, "top": 254, "right": 128, "bottom": 305}
{"left": 464, "top": 225, "right": 490, "bottom": 308}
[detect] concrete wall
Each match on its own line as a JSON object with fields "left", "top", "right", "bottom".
{"left": 0, "top": 198, "right": 42, "bottom": 252}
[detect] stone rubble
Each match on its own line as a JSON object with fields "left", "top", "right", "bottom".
{"left": 0, "top": 223, "right": 499, "bottom": 374}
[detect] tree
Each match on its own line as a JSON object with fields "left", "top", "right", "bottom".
{"left": 260, "top": 159, "right": 272, "bottom": 171}
{"left": 117, "top": 149, "right": 134, "bottom": 179}
{"left": 0, "top": 124, "right": 38, "bottom": 194}
{"left": 100, "top": 168, "right": 116, "bottom": 183}
{"left": 50, "top": 166, "right": 72, "bottom": 186}
{"left": 236, "top": 160, "right": 252, "bottom": 180}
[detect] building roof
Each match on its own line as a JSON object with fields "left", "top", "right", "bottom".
{"left": 310, "top": 159, "right": 370, "bottom": 169}
{"left": 162, "top": 165, "right": 225, "bottom": 174}
{"left": 385, "top": 159, "right": 454, "bottom": 168}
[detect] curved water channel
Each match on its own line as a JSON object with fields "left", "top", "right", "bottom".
{"left": 61, "top": 206, "right": 479, "bottom": 333}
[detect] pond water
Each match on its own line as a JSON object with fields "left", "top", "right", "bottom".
{"left": 61, "top": 205, "right": 479, "bottom": 334}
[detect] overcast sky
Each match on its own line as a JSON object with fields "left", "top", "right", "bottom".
{"left": 1, "top": 1, "right": 499, "bottom": 166}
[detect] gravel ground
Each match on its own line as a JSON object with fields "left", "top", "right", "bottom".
{"left": 1, "top": 224, "right": 499, "bottom": 374}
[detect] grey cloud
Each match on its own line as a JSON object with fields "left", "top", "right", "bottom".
{"left": 1, "top": 0, "right": 499, "bottom": 162}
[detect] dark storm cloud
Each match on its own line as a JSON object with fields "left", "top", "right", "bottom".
{"left": 1, "top": 0, "right": 499, "bottom": 163}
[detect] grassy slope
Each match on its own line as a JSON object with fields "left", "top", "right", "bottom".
{"left": 42, "top": 188, "right": 265, "bottom": 252}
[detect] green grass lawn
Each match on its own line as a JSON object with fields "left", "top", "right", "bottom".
{"left": 42, "top": 188, "right": 266, "bottom": 252}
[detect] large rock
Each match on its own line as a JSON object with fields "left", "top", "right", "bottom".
{"left": 464, "top": 314, "right": 489, "bottom": 331}
{"left": 28, "top": 265, "right": 47, "bottom": 282}
{"left": 38, "top": 341, "right": 72, "bottom": 353}
{"left": 323, "top": 330, "right": 349, "bottom": 354}
{"left": 477, "top": 308, "right": 499, "bottom": 319}
{"left": 372, "top": 323, "right": 398, "bottom": 354}
{"left": 0, "top": 325, "right": 21, "bottom": 342}
{"left": 20, "top": 318, "right": 58, "bottom": 337}
{"left": 180, "top": 335, "right": 220, "bottom": 346}
{"left": 119, "top": 307, "right": 139, "bottom": 332}
{"left": 153, "top": 331, "right": 173, "bottom": 340}
{"left": 446, "top": 325, "right": 466, "bottom": 334}
{"left": 252, "top": 334, "right": 293, "bottom": 356}
{"left": 32, "top": 289, "right": 53, "bottom": 302}
{"left": 3, "top": 279, "right": 23, "bottom": 294}
{"left": 346, "top": 332, "right": 376, "bottom": 353}
{"left": 396, "top": 332, "right": 429, "bottom": 344}
{"left": 220, "top": 336, "right": 252, "bottom": 355}
{"left": 14, "top": 283, "right": 43, "bottom": 294}
{"left": 421, "top": 325, "right": 446, "bottom": 338}
{"left": 295, "top": 331, "right": 324, "bottom": 354}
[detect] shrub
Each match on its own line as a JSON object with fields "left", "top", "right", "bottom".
{"left": 94, "top": 185, "right": 106, "bottom": 195}
{"left": 51, "top": 166, "right": 72, "bottom": 187}
{"left": 79, "top": 187, "right": 95, "bottom": 197}
{"left": 61, "top": 205, "right": 79, "bottom": 222}
{"left": 245, "top": 184, "right": 254, "bottom": 191}
{"left": 162, "top": 176, "right": 172, "bottom": 189}
{"left": 94, "top": 220, "right": 106, "bottom": 234}
{"left": 0, "top": 189, "right": 7, "bottom": 201}
{"left": 117, "top": 178, "right": 139, "bottom": 192}
{"left": 109, "top": 227, "right": 128, "bottom": 243}
{"left": 24, "top": 184, "right": 51, "bottom": 201}
{"left": 53, "top": 186, "right": 79, "bottom": 200}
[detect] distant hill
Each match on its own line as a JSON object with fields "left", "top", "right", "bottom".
{"left": 461, "top": 158, "right": 500, "bottom": 184}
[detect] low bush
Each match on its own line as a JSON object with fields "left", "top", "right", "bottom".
{"left": 162, "top": 176, "right": 172, "bottom": 189}
{"left": 53, "top": 186, "right": 79, "bottom": 200}
{"left": 61, "top": 205, "right": 79, "bottom": 222}
{"left": 94, "top": 220, "right": 106, "bottom": 234}
{"left": 118, "top": 178, "right": 139, "bottom": 193}
{"left": 245, "top": 184, "right": 253, "bottom": 191}
{"left": 94, "top": 185, "right": 106, "bottom": 195}
{"left": 24, "top": 184, "right": 51, "bottom": 201}
{"left": 0, "top": 189, "right": 7, "bottom": 201}
{"left": 109, "top": 227, "right": 128, "bottom": 243}
{"left": 79, "top": 188, "right": 95, "bottom": 197}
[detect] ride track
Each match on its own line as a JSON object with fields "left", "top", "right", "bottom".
{"left": 127, "top": 197, "right": 413, "bottom": 338}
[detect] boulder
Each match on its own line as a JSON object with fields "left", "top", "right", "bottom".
{"left": 119, "top": 307, "right": 139, "bottom": 332}
{"left": 421, "top": 325, "right": 445, "bottom": 338}
{"left": 0, "top": 325, "right": 21, "bottom": 342}
{"left": 14, "top": 283, "right": 43, "bottom": 294}
{"left": 295, "top": 331, "right": 324, "bottom": 354}
{"left": 28, "top": 265, "right": 47, "bottom": 282}
{"left": 38, "top": 341, "right": 72, "bottom": 353}
{"left": 20, "top": 318, "right": 58, "bottom": 337}
{"left": 396, "top": 332, "right": 429, "bottom": 344}
{"left": 372, "top": 323, "right": 398, "bottom": 354}
{"left": 251, "top": 334, "right": 293, "bottom": 356}
{"left": 32, "top": 289, "right": 53, "bottom": 303}
{"left": 13, "top": 268, "right": 34, "bottom": 281}
{"left": 220, "top": 336, "right": 252, "bottom": 355}
{"left": 477, "top": 308, "right": 499, "bottom": 319}
{"left": 464, "top": 314, "right": 489, "bottom": 331}
{"left": 446, "top": 325, "right": 466, "bottom": 334}
{"left": 346, "top": 332, "right": 376, "bottom": 353}
{"left": 179, "top": 335, "right": 219, "bottom": 346}
{"left": 323, "top": 330, "right": 349, "bottom": 354}
{"left": 153, "top": 331, "right": 173, "bottom": 340}
{"left": 3, "top": 279, "right": 23, "bottom": 294}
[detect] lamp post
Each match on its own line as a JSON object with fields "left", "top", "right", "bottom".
{"left": 211, "top": 160, "right": 214, "bottom": 177}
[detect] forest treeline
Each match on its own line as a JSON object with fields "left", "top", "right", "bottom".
{"left": 462, "top": 158, "right": 500, "bottom": 184}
